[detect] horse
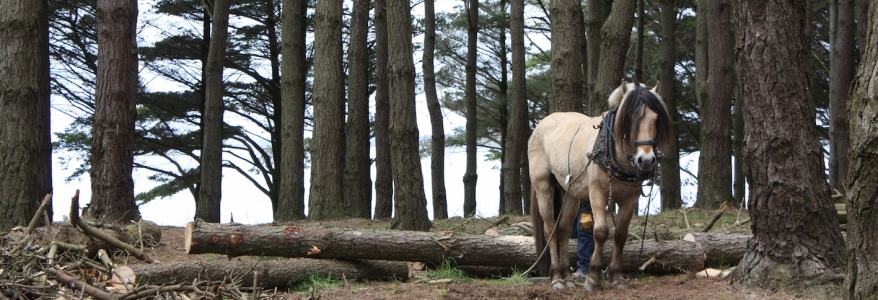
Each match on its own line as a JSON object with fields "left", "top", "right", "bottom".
{"left": 528, "top": 82, "right": 673, "bottom": 291}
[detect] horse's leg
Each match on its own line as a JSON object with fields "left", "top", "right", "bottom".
{"left": 583, "top": 186, "right": 608, "bottom": 292}
{"left": 534, "top": 181, "right": 566, "bottom": 289}
{"left": 555, "top": 193, "right": 578, "bottom": 288}
{"left": 608, "top": 198, "right": 637, "bottom": 289}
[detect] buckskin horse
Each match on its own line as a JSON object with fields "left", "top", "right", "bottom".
{"left": 528, "top": 83, "right": 673, "bottom": 291}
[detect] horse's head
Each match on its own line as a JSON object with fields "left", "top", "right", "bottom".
{"left": 609, "top": 83, "right": 673, "bottom": 172}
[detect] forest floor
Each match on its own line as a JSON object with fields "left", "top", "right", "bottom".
{"left": 140, "top": 209, "right": 842, "bottom": 300}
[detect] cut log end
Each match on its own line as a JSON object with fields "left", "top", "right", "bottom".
{"left": 184, "top": 222, "right": 194, "bottom": 253}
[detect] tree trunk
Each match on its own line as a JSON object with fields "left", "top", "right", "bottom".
{"left": 585, "top": 0, "right": 609, "bottom": 116}
{"left": 0, "top": 0, "right": 52, "bottom": 232}
{"left": 388, "top": 0, "right": 430, "bottom": 231}
{"left": 129, "top": 259, "right": 408, "bottom": 288}
{"left": 266, "top": 0, "right": 284, "bottom": 216}
{"left": 423, "top": 0, "right": 448, "bottom": 220}
{"left": 588, "top": 0, "right": 636, "bottom": 115}
{"left": 843, "top": 2, "right": 878, "bottom": 298}
{"left": 497, "top": 3, "right": 509, "bottom": 216}
{"left": 462, "top": 0, "right": 479, "bottom": 217}
{"left": 276, "top": 0, "right": 309, "bottom": 222}
{"left": 829, "top": 0, "right": 854, "bottom": 195}
{"left": 730, "top": 0, "right": 847, "bottom": 286}
{"left": 696, "top": 0, "right": 733, "bottom": 209}
{"left": 633, "top": 0, "right": 644, "bottom": 84}
{"left": 344, "top": 0, "right": 373, "bottom": 219}
{"left": 197, "top": 0, "right": 230, "bottom": 223}
{"left": 503, "top": 0, "right": 527, "bottom": 216}
{"left": 373, "top": 0, "right": 393, "bottom": 220}
{"left": 549, "top": 0, "right": 584, "bottom": 113}
{"left": 88, "top": 0, "right": 140, "bottom": 223}
{"left": 694, "top": 0, "right": 709, "bottom": 134}
{"left": 309, "top": 0, "right": 346, "bottom": 220}
{"left": 183, "top": 222, "right": 746, "bottom": 273}
{"left": 657, "top": 0, "right": 681, "bottom": 211}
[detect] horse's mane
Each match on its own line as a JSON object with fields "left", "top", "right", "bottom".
{"left": 611, "top": 83, "right": 674, "bottom": 154}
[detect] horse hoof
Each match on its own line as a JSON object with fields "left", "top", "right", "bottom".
{"left": 565, "top": 280, "right": 576, "bottom": 288}
{"left": 612, "top": 280, "right": 629, "bottom": 290}
{"left": 583, "top": 281, "right": 602, "bottom": 293}
{"left": 552, "top": 280, "right": 567, "bottom": 290}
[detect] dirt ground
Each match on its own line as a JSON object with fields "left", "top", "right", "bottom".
{"left": 136, "top": 212, "right": 841, "bottom": 300}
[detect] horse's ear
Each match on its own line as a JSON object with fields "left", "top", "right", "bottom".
{"left": 652, "top": 82, "right": 660, "bottom": 94}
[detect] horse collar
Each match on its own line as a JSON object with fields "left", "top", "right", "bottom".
{"left": 588, "top": 106, "right": 655, "bottom": 183}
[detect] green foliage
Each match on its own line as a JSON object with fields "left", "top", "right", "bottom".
{"left": 293, "top": 273, "right": 345, "bottom": 293}
{"left": 425, "top": 259, "right": 472, "bottom": 283}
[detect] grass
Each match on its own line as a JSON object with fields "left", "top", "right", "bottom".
{"left": 293, "top": 273, "right": 346, "bottom": 293}
{"left": 424, "top": 259, "right": 473, "bottom": 283}
{"left": 486, "top": 269, "right": 530, "bottom": 287}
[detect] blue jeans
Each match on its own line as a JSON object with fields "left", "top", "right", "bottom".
{"left": 570, "top": 200, "right": 595, "bottom": 273}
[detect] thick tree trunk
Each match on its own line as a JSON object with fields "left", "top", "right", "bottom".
{"left": 344, "top": 0, "right": 373, "bottom": 219}
{"left": 588, "top": 0, "right": 636, "bottom": 115}
{"left": 843, "top": 2, "right": 878, "bottom": 298}
{"left": 462, "top": 0, "right": 479, "bottom": 217}
{"left": 373, "top": 0, "right": 393, "bottom": 220}
{"left": 276, "top": 0, "right": 308, "bottom": 221}
{"left": 658, "top": 0, "right": 681, "bottom": 211}
{"left": 423, "top": 0, "right": 448, "bottom": 220}
{"left": 88, "top": 0, "right": 140, "bottom": 223}
{"left": 828, "top": 0, "right": 854, "bottom": 195}
{"left": 197, "top": 0, "right": 230, "bottom": 223}
{"left": 309, "top": 0, "right": 346, "bottom": 219}
{"left": 387, "top": 0, "right": 430, "bottom": 231}
{"left": 730, "top": 0, "right": 847, "bottom": 286}
{"left": 130, "top": 259, "right": 408, "bottom": 288}
{"left": 503, "top": 0, "right": 527, "bottom": 216}
{"left": 0, "top": 0, "right": 52, "bottom": 232}
{"left": 549, "top": 0, "right": 584, "bottom": 113}
{"left": 184, "top": 223, "right": 750, "bottom": 273}
{"left": 585, "top": 0, "right": 609, "bottom": 116}
{"left": 696, "top": 0, "right": 733, "bottom": 209}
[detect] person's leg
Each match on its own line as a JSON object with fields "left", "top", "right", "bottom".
{"left": 576, "top": 203, "right": 595, "bottom": 273}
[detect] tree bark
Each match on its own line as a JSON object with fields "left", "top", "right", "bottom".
{"left": 588, "top": 0, "right": 636, "bottom": 116}
{"left": 276, "top": 0, "right": 309, "bottom": 221}
{"left": 633, "top": 0, "right": 644, "bottom": 84}
{"left": 549, "top": 0, "right": 584, "bottom": 113}
{"left": 344, "top": 0, "right": 373, "bottom": 219}
{"left": 828, "top": 0, "right": 854, "bottom": 195}
{"left": 585, "top": 0, "right": 609, "bottom": 116}
{"left": 423, "top": 0, "right": 448, "bottom": 220}
{"left": 373, "top": 0, "right": 393, "bottom": 220}
{"left": 388, "top": 0, "right": 430, "bottom": 230}
{"left": 184, "top": 222, "right": 753, "bottom": 273}
{"left": 657, "top": 0, "right": 681, "bottom": 211}
{"left": 843, "top": 1, "right": 878, "bottom": 298}
{"left": 462, "top": 0, "right": 479, "bottom": 217}
{"left": 129, "top": 259, "right": 408, "bottom": 288}
{"left": 0, "top": 0, "right": 52, "bottom": 232}
{"left": 88, "top": 0, "right": 141, "bottom": 223}
{"left": 730, "top": 0, "right": 847, "bottom": 286}
{"left": 503, "top": 0, "right": 527, "bottom": 216}
{"left": 197, "top": 0, "right": 231, "bottom": 223}
{"left": 309, "top": 0, "right": 346, "bottom": 219}
{"left": 696, "top": 0, "right": 733, "bottom": 209}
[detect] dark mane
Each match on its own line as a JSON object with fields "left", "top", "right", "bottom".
{"left": 614, "top": 87, "right": 674, "bottom": 154}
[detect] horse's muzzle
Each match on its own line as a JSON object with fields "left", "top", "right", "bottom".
{"left": 633, "top": 152, "right": 657, "bottom": 172}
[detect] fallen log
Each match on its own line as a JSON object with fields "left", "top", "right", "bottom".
{"left": 185, "top": 222, "right": 718, "bottom": 273}
{"left": 129, "top": 258, "right": 408, "bottom": 288}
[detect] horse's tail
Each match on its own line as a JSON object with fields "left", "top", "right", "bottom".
{"left": 530, "top": 187, "right": 551, "bottom": 277}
